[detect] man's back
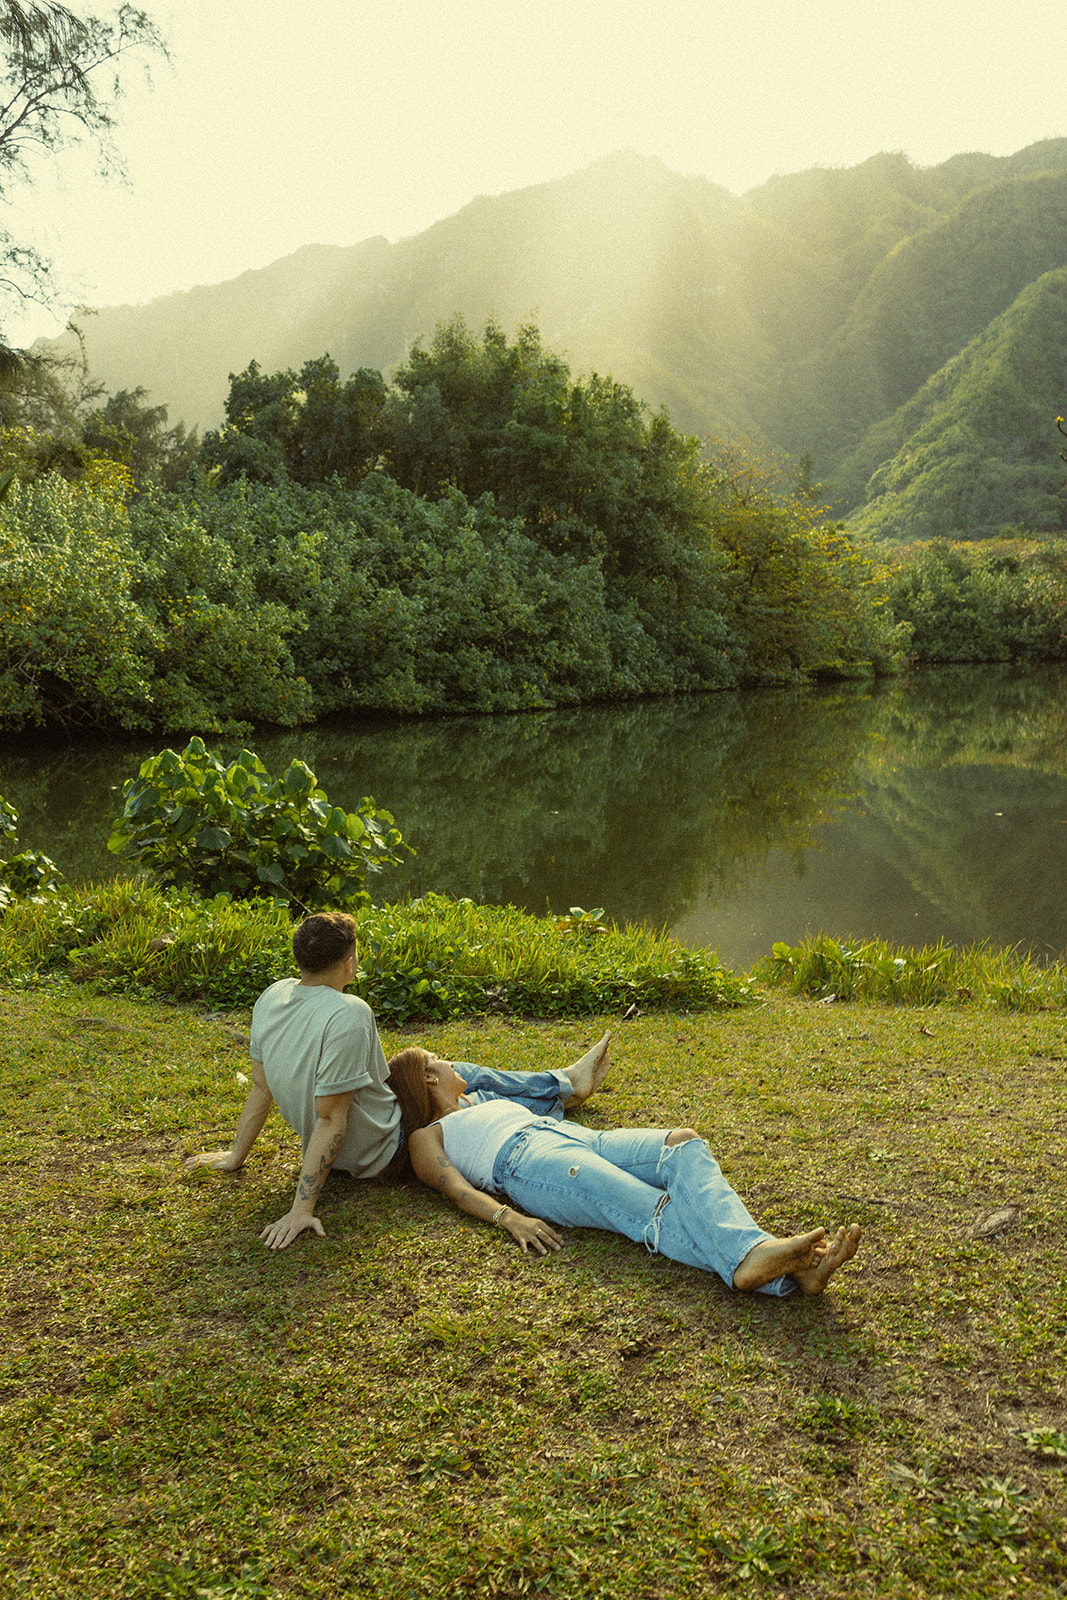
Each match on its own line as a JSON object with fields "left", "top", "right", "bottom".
{"left": 250, "top": 978, "right": 401, "bottom": 1178}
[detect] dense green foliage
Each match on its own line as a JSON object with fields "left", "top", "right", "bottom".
{"left": 0, "top": 318, "right": 902, "bottom": 732}
{"left": 200, "top": 354, "right": 385, "bottom": 490}
{"left": 0, "top": 791, "right": 61, "bottom": 905}
{"left": 880, "top": 538, "right": 1067, "bottom": 663}
{"left": 0, "top": 463, "right": 159, "bottom": 728}
{"left": 107, "top": 739, "right": 410, "bottom": 914}
{"left": 0, "top": 465, "right": 309, "bottom": 730}
{"left": 0, "top": 878, "right": 754, "bottom": 1018}
{"left": 82, "top": 385, "right": 199, "bottom": 491}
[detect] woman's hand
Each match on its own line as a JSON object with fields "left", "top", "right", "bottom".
{"left": 503, "top": 1211, "right": 564, "bottom": 1256}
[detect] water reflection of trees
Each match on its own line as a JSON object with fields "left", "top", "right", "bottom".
{"left": 2, "top": 663, "right": 1067, "bottom": 943}
{"left": 307, "top": 689, "right": 876, "bottom": 927}
{"left": 868, "top": 664, "right": 1067, "bottom": 773}
{"left": 843, "top": 764, "right": 1067, "bottom": 955}
{"left": 0, "top": 690, "right": 874, "bottom": 927}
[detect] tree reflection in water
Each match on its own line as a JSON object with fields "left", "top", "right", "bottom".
{"left": 2, "top": 663, "right": 1067, "bottom": 966}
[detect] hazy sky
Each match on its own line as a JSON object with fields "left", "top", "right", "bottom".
{"left": 8, "top": 0, "right": 1067, "bottom": 343}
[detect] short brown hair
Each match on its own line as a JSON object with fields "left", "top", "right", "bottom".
{"left": 292, "top": 912, "right": 357, "bottom": 974}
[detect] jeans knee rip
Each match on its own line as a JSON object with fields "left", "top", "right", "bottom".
{"left": 656, "top": 1134, "right": 706, "bottom": 1178}
{"left": 643, "top": 1192, "right": 671, "bottom": 1254}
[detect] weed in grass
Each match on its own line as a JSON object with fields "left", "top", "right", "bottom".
{"left": 1018, "top": 1426, "right": 1067, "bottom": 1459}
{"left": 147, "top": 1561, "right": 274, "bottom": 1598}
{"left": 802, "top": 1393, "right": 876, "bottom": 1442}
{"left": 800, "top": 1442, "right": 856, "bottom": 1479}
{"left": 715, "top": 1523, "right": 794, "bottom": 1582}
{"left": 931, "top": 1476, "right": 1032, "bottom": 1564}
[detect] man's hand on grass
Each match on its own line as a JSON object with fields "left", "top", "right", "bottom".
{"left": 259, "top": 1209, "right": 326, "bottom": 1251}
{"left": 184, "top": 1149, "right": 242, "bottom": 1173}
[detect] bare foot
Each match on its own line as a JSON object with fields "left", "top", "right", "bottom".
{"left": 792, "top": 1223, "right": 862, "bottom": 1296}
{"left": 562, "top": 1031, "right": 612, "bottom": 1107}
{"left": 732, "top": 1227, "right": 828, "bottom": 1291}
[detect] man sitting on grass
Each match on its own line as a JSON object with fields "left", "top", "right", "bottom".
{"left": 186, "top": 911, "right": 611, "bottom": 1250}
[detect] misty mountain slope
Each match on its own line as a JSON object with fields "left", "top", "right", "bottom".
{"left": 74, "top": 235, "right": 399, "bottom": 439}
{"left": 744, "top": 151, "right": 956, "bottom": 320}
{"left": 846, "top": 267, "right": 1067, "bottom": 541}
{"left": 774, "top": 169, "right": 1067, "bottom": 474}
{"left": 62, "top": 152, "right": 818, "bottom": 442}
{"left": 43, "top": 139, "right": 1067, "bottom": 540}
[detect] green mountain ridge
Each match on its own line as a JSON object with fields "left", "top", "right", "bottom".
{"left": 45, "top": 139, "right": 1067, "bottom": 540}
{"left": 847, "top": 267, "right": 1067, "bottom": 540}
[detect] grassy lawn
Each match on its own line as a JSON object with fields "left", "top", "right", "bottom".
{"left": 2, "top": 984, "right": 1066, "bottom": 1597}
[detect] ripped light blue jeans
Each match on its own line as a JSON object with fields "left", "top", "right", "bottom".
{"left": 458, "top": 1064, "right": 567, "bottom": 1120}
{"left": 490, "top": 1120, "right": 794, "bottom": 1296}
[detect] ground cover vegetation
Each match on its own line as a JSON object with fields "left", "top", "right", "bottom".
{"left": 2, "top": 984, "right": 1065, "bottom": 1597}
{"left": 0, "top": 877, "right": 756, "bottom": 1021}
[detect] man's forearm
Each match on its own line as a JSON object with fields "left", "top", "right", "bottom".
{"left": 289, "top": 1111, "right": 348, "bottom": 1218}
{"left": 227, "top": 1084, "right": 274, "bottom": 1168}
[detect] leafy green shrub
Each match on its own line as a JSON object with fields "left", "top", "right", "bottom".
{"left": 107, "top": 738, "right": 410, "bottom": 914}
{"left": 128, "top": 489, "right": 314, "bottom": 731}
{"left": 0, "top": 470, "right": 159, "bottom": 729}
{"left": 176, "top": 473, "right": 624, "bottom": 714}
{"left": 703, "top": 441, "right": 908, "bottom": 680}
{"left": 881, "top": 538, "right": 1067, "bottom": 663}
{"left": 0, "top": 793, "right": 62, "bottom": 906}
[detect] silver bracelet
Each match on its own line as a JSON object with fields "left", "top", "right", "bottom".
{"left": 491, "top": 1205, "right": 508, "bottom": 1227}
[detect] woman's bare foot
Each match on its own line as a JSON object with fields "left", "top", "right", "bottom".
{"left": 562, "top": 1031, "right": 612, "bottom": 1106}
{"left": 732, "top": 1227, "right": 828, "bottom": 1291}
{"left": 734, "top": 1222, "right": 861, "bottom": 1294}
{"left": 791, "top": 1223, "right": 862, "bottom": 1295}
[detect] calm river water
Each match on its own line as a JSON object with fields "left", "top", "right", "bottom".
{"left": 3, "top": 664, "right": 1066, "bottom": 970}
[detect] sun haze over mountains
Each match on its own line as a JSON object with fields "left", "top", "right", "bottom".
{"left": 54, "top": 140, "right": 1067, "bottom": 540}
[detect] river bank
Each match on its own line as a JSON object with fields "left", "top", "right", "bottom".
{"left": 3, "top": 986, "right": 1065, "bottom": 1598}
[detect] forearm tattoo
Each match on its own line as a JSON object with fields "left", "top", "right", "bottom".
{"left": 297, "top": 1128, "right": 344, "bottom": 1202}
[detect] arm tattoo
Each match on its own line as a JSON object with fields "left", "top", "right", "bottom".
{"left": 297, "top": 1128, "right": 345, "bottom": 1201}
{"left": 433, "top": 1152, "right": 459, "bottom": 1191}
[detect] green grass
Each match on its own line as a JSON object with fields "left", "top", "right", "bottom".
{"left": 3, "top": 985, "right": 1066, "bottom": 1597}
{"left": 0, "top": 882, "right": 755, "bottom": 1019}
{"left": 758, "top": 934, "right": 1067, "bottom": 1010}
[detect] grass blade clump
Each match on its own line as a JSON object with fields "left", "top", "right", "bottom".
{"left": 758, "top": 934, "right": 1067, "bottom": 1009}
{"left": 360, "top": 894, "right": 755, "bottom": 1020}
{"left": 0, "top": 882, "right": 753, "bottom": 1019}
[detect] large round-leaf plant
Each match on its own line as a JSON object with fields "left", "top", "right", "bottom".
{"left": 107, "top": 737, "right": 411, "bottom": 913}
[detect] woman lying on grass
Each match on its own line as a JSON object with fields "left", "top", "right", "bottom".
{"left": 387, "top": 1036, "right": 862, "bottom": 1297}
